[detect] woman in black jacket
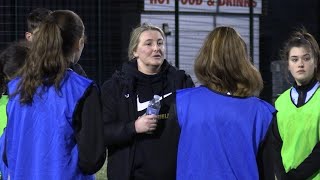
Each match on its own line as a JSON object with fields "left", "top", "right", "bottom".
{"left": 102, "top": 23, "right": 194, "bottom": 180}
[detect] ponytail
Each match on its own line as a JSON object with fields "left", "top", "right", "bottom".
{"left": 17, "top": 14, "right": 70, "bottom": 104}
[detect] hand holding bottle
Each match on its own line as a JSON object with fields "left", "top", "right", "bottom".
{"left": 135, "top": 95, "right": 161, "bottom": 134}
{"left": 135, "top": 114, "right": 158, "bottom": 133}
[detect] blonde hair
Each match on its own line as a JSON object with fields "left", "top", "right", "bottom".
{"left": 128, "top": 23, "right": 165, "bottom": 60}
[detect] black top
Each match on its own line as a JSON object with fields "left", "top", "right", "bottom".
{"left": 102, "top": 59, "right": 194, "bottom": 180}
{"left": 293, "top": 78, "right": 317, "bottom": 107}
{"left": 73, "top": 84, "right": 106, "bottom": 174}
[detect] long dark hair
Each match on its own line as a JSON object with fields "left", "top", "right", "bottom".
{"left": 16, "top": 10, "right": 84, "bottom": 104}
{"left": 0, "top": 41, "right": 29, "bottom": 98}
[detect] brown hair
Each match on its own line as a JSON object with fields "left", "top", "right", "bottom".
{"left": 26, "top": 8, "right": 52, "bottom": 33}
{"left": 194, "top": 26, "right": 263, "bottom": 97}
{"left": 0, "top": 41, "right": 29, "bottom": 97}
{"left": 128, "top": 23, "right": 165, "bottom": 60}
{"left": 16, "top": 10, "right": 84, "bottom": 104}
{"left": 280, "top": 28, "right": 320, "bottom": 81}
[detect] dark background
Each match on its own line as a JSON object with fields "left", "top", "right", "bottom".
{"left": 260, "top": 0, "right": 320, "bottom": 102}
{"left": 0, "top": 0, "right": 319, "bottom": 103}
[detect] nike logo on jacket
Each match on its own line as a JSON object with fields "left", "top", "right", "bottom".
{"left": 137, "top": 92, "right": 172, "bottom": 112}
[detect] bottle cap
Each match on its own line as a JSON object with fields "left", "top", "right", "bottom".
{"left": 154, "top": 95, "right": 160, "bottom": 101}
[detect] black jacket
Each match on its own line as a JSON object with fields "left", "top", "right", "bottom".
{"left": 102, "top": 60, "right": 194, "bottom": 180}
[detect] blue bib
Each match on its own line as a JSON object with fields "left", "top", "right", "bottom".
{"left": 6, "top": 71, "right": 94, "bottom": 180}
{"left": 176, "top": 86, "right": 275, "bottom": 180}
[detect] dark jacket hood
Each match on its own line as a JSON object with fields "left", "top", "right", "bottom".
{"left": 121, "top": 59, "right": 170, "bottom": 80}
{"left": 120, "top": 59, "right": 171, "bottom": 93}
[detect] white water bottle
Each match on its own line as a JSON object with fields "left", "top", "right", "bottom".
{"left": 146, "top": 95, "right": 161, "bottom": 115}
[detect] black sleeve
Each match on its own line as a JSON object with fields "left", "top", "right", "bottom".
{"left": 174, "top": 70, "right": 195, "bottom": 90}
{"left": 259, "top": 115, "right": 320, "bottom": 180}
{"left": 286, "top": 142, "right": 320, "bottom": 179}
{"left": 70, "top": 63, "right": 87, "bottom": 78}
{"left": 168, "top": 93, "right": 178, "bottom": 125}
{"left": 184, "top": 74, "right": 195, "bottom": 88}
{"left": 257, "top": 115, "right": 286, "bottom": 180}
{"left": 101, "top": 80, "right": 136, "bottom": 147}
{"left": 271, "top": 116, "right": 287, "bottom": 179}
{"left": 73, "top": 84, "right": 106, "bottom": 175}
{"left": 2, "top": 131, "right": 7, "bottom": 167}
